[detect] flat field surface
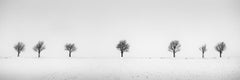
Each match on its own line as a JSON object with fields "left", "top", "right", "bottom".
{"left": 0, "top": 57, "right": 239, "bottom": 80}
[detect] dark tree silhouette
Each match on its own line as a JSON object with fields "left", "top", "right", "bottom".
{"left": 14, "top": 42, "right": 25, "bottom": 57}
{"left": 116, "top": 40, "right": 129, "bottom": 57}
{"left": 65, "top": 43, "right": 77, "bottom": 57}
{"left": 199, "top": 44, "right": 207, "bottom": 58}
{"left": 33, "top": 41, "right": 45, "bottom": 58}
{"left": 215, "top": 42, "right": 226, "bottom": 58}
{"left": 168, "top": 40, "right": 181, "bottom": 58}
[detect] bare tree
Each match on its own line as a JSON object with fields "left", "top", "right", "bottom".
{"left": 215, "top": 42, "right": 226, "bottom": 58}
{"left": 33, "top": 41, "right": 45, "bottom": 58}
{"left": 116, "top": 40, "right": 129, "bottom": 57}
{"left": 168, "top": 40, "right": 181, "bottom": 58}
{"left": 199, "top": 44, "right": 207, "bottom": 58}
{"left": 65, "top": 43, "right": 77, "bottom": 57}
{"left": 14, "top": 42, "right": 25, "bottom": 57}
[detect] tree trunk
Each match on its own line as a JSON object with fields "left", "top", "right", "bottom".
{"left": 173, "top": 51, "right": 175, "bottom": 58}
{"left": 38, "top": 51, "right": 40, "bottom": 58}
{"left": 69, "top": 51, "right": 71, "bottom": 57}
{"left": 202, "top": 52, "right": 204, "bottom": 58}
{"left": 121, "top": 51, "right": 123, "bottom": 57}
{"left": 17, "top": 52, "right": 20, "bottom": 57}
{"left": 220, "top": 51, "right": 222, "bottom": 58}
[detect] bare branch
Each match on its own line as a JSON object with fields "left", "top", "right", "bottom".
{"left": 65, "top": 43, "right": 77, "bottom": 53}
{"left": 199, "top": 44, "right": 207, "bottom": 53}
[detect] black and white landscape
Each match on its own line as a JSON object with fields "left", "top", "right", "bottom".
{"left": 0, "top": 0, "right": 240, "bottom": 80}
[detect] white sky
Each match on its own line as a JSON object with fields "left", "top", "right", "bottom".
{"left": 0, "top": 0, "right": 239, "bottom": 58}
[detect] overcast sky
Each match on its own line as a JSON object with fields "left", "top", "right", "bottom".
{"left": 0, "top": 0, "right": 239, "bottom": 58}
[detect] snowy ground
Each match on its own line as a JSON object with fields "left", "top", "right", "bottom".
{"left": 0, "top": 57, "right": 240, "bottom": 80}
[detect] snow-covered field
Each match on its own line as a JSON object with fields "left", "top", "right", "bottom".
{"left": 0, "top": 57, "right": 240, "bottom": 80}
